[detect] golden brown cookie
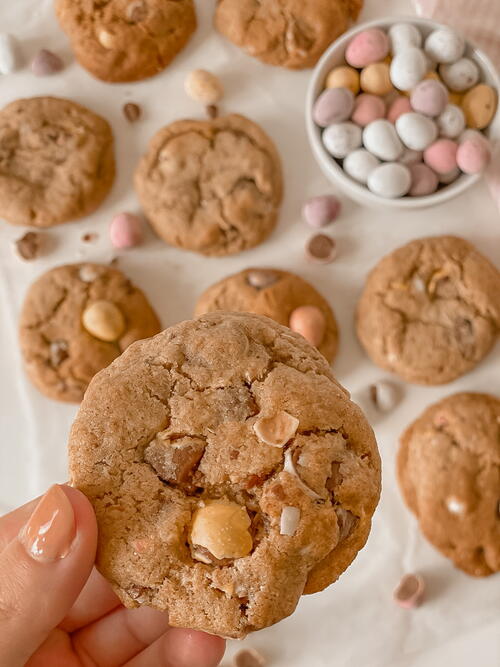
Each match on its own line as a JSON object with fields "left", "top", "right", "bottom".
{"left": 356, "top": 236, "right": 500, "bottom": 385}
{"left": 69, "top": 312, "right": 380, "bottom": 637}
{"left": 0, "top": 97, "right": 115, "bottom": 228}
{"left": 214, "top": 0, "right": 362, "bottom": 69}
{"left": 194, "top": 268, "right": 339, "bottom": 363}
{"left": 19, "top": 263, "right": 161, "bottom": 403}
{"left": 134, "top": 114, "right": 283, "bottom": 257}
{"left": 398, "top": 392, "right": 500, "bottom": 577}
{"left": 55, "top": 0, "right": 196, "bottom": 83}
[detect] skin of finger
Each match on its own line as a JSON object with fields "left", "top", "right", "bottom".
{"left": 0, "top": 497, "right": 40, "bottom": 552}
{"left": 25, "top": 628, "right": 80, "bottom": 667}
{"left": 124, "top": 627, "right": 226, "bottom": 667}
{"left": 0, "top": 486, "right": 97, "bottom": 667}
{"left": 60, "top": 568, "right": 121, "bottom": 633}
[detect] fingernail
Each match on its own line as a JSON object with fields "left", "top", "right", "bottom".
{"left": 19, "top": 485, "right": 76, "bottom": 562}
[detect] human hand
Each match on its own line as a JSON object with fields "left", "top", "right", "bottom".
{"left": 0, "top": 484, "right": 225, "bottom": 666}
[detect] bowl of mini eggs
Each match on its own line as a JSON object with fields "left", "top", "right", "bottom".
{"left": 306, "top": 17, "right": 500, "bottom": 208}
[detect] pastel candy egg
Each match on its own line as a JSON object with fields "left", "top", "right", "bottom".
{"left": 439, "top": 167, "right": 460, "bottom": 184}
{"left": 323, "top": 122, "right": 362, "bottom": 158}
{"left": 345, "top": 28, "right": 389, "bottom": 68}
{"left": 399, "top": 148, "right": 423, "bottom": 165}
{"left": 390, "top": 47, "right": 427, "bottom": 91}
{"left": 363, "top": 119, "right": 404, "bottom": 161}
{"left": 386, "top": 96, "right": 412, "bottom": 123}
{"left": 326, "top": 66, "right": 360, "bottom": 94}
{"left": 360, "top": 63, "right": 393, "bottom": 96}
{"left": 344, "top": 149, "right": 380, "bottom": 184}
{"left": 351, "top": 94, "right": 386, "bottom": 127}
{"left": 110, "top": 212, "right": 143, "bottom": 248}
{"left": 437, "top": 104, "right": 466, "bottom": 138}
{"left": 396, "top": 112, "right": 438, "bottom": 150}
{"left": 439, "top": 58, "right": 479, "bottom": 92}
{"left": 302, "top": 195, "right": 341, "bottom": 228}
{"left": 313, "top": 87, "right": 355, "bottom": 127}
{"left": 424, "top": 28, "right": 465, "bottom": 64}
{"left": 0, "top": 33, "right": 21, "bottom": 74}
{"left": 462, "top": 84, "right": 497, "bottom": 129}
{"left": 388, "top": 23, "right": 422, "bottom": 53}
{"left": 409, "top": 163, "right": 439, "bottom": 196}
{"left": 367, "top": 163, "right": 411, "bottom": 198}
{"left": 457, "top": 136, "right": 491, "bottom": 174}
{"left": 410, "top": 79, "right": 448, "bottom": 116}
{"left": 424, "top": 138, "right": 458, "bottom": 174}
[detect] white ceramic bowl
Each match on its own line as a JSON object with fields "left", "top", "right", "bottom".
{"left": 306, "top": 17, "right": 500, "bottom": 209}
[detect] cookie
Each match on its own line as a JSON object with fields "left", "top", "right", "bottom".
{"left": 135, "top": 114, "right": 283, "bottom": 256}
{"left": 69, "top": 312, "right": 380, "bottom": 637}
{"left": 214, "top": 0, "right": 362, "bottom": 69}
{"left": 0, "top": 97, "right": 115, "bottom": 228}
{"left": 194, "top": 268, "right": 339, "bottom": 363}
{"left": 55, "top": 0, "right": 196, "bottom": 83}
{"left": 19, "top": 263, "right": 161, "bottom": 403}
{"left": 398, "top": 392, "right": 500, "bottom": 576}
{"left": 356, "top": 235, "right": 500, "bottom": 385}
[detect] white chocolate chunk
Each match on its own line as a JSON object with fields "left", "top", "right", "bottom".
{"left": 280, "top": 506, "right": 300, "bottom": 536}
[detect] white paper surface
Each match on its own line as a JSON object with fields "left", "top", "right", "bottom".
{"left": 0, "top": 1, "right": 499, "bottom": 666}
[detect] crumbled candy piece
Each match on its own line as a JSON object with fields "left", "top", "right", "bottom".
{"left": 185, "top": 69, "right": 223, "bottom": 105}
{"left": 0, "top": 33, "right": 21, "bottom": 74}
{"left": 233, "top": 647, "right": 266, "bottom": 667}
{"left": 190, "top": 500, "right": 252, "bottom": 561}
{"left": 206, "top": 104, "right": 218, "bottom": 119}
{"left": 82, "top": 300, "right": 126, "bottom": 342}
{"left": 110, "top": 212, "right": 143, "bottom": 249}
{"left": 393, "top": 573, "right": 425, "bottom": 608}
{"left": 369, "top": 380, "right": 400, "bottom": 412}
{"left": 246, "top": 269, "right": 278, "bottom": 289}
{"left": 126, "top": 0, "right": 148, "bottom": 22}
{"left": 123, "top": 102, "right": 141, "bottom": 122}
{"left": 81, "top": 232, "right": 98, "bottom": 243}
{"left": 305, "top": 234, "right": 337, "bottom": 264}
{"left": 31, "top": 49, "right": 64, "bottom": 76}
{"left": 253, "top": 411, "right": 299, "bottom": 447}
{"left": 280, "top": 506, "right": 300, "bottom": 536}
{"left": 49, "top": 340, "right": 69, "bottom": 368}
{"left": 289, "top": 305, "right": 326, "bottom": 348}
{"left": 14, "top": 231, "right": 43, "bottom": 260}
{"left": 283, "top": 450, "right": 321, "bottom": 499}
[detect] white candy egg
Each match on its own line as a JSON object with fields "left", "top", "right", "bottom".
{"left": 367, "top": 163, "right": 411, "bottom": 198}
{"left": 395, "top": 112, "right": 438, "bottom": 151}
{"left": 363, "top": 119, "right": 404, "bottom": 161}
{"left": 424, "top": 28, "right": 465, "bottom": 64}
{"left": 344, "top": 149, "right": 380, "bottom": 184}
{"left": 322, "top": 122, "right": 362, "bottom": 158}
{"left": 390, "top": 47, "right": 427, "bottom": 91}
{"left": 437, "top": 104, "right": 466, "bottom": 138}
{"left": 388, "top": 23, "right": 422, "bottom": 53}
{"left": 439, "top": 58, "right": 479, "bottom": 92}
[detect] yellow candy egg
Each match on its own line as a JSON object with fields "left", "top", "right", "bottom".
{"left": 360, "top": 62, "right": 393, "bottom": 96}
{"left": 462, "top": 84, "right": 497, "bottom": 129}
{"left": 326, "top": 65, "right": 360, "bottom": 94}
{"left": 448, "top": 90, "right": 463, "bottom": 106}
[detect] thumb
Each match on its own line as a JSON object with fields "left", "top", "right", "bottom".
{"left": 0, "top": 484, "right": 97, "bottom": 667}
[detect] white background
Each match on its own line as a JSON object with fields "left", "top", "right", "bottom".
{"left": 0, "top": 1, "right": 499, "bottom": 666}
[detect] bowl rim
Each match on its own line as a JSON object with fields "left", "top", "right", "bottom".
{"left": 305, "top": 15, "right": 500, "bottom": 209}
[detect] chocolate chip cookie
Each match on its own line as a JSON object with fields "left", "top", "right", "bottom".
{"left": 55, "top": 0, "right": 196, "bottom": 83}
{"left": 19, "top": 263, "right": 161, "bottom": 403}
{"left": 0, "top": 97, "right": 115, "bottom": 228}
{"left": 194, "top": 268, "right": 338, "bottom": 363}
{"left": 214, "top": 0, "right": 362, "bottom": 69}
{"left": 69, "top": 312, "right": 380, "bottom": 637}
{"left": 134, "top": 114, "right": 283, "bottom": 257}
{"left": 398, "top": 392, "right": 500, "bottom": 577}
{"left": 356, "top": 236, "right": 500, "bottom": 385}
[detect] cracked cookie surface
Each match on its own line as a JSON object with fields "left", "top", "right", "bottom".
{"left": 19, "top": 263, "right": 161, "bottom": 403}
{"left": 55, "top": 0, "right": 196, "bottom": 83}
{"left": 69, "top": 312, "right": 380, "bottom": 637}
{"left": 356, "top": 236, "right": 500, "bottom": 385}
{"left": 0, "top": 97, "right": 115, "bottom": 228}
{"left": 134, "top": 114, "right": 283, "bottom": 257}
{"left": 214, "top": 0, "right": 362, "bottom": 69}
{"left": 194, "top": 268, "right": 338, "bottom": 363}
{"left": 398, "top": 392, "right": 500, "bottom": 577}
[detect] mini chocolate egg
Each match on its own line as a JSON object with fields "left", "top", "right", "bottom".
{"left": 344, "top": 149, "right": 380, "bottom": 184}
{"left": 360, "top": 62, "right": 393, "bottom": 96}
{"left": 439, "top": 58, "right": 479, "bottom": 92}
{"left": 439, "top": 167, "right": 461, "bottom": 184}
{"left": 388, "top": 23, "right": 422, "bottom": 53}
{"left": 395, "top": 112, "right": 438, "bottom": 150}
{"left": 424, "top": 28, "right": 465, "bottom": 64}
{"left": 462, "top": 84, "right": 498, "bottom": 129}
{"left": 323, "top": 122, "right": 362, "bottom": 158}
{"left": 367, "top": 162, "right": 411, "bottom": 198}
{"left": 410, "top": 79, "right": 448, "bottom": 117}
{"left": 399, "top": 148, "right": 423, "bottom": 165}
{"left": 386, "top": 96, "right": 412, "bottom": 123}
{"left": 424, "top": 138, "right": 458, "bottom": 174}
{"left": 409, "top": 163, "right": 439, "bottom": 196}
{"left": 313, "top": 87, "right": 355, "bottom": 127}
{"left": 345, "top": 28, "right": 389, "bottom": 68}
{"left": 390, "top": 47, "right": 427, "bottom": 91}
{"left": 326, "top": 65, "right": 360, "bottom": 94}
{"left": 437, "top": 104, "right": 466, "bottom": 138}
{"left": 363, "top": 119, "right": 404, "bottom": 161}
{"left": 351, "top": 94, "right": 386, "bottom": 127}
{"left": 457, "top": 136, "right": 491, "bottom": 174}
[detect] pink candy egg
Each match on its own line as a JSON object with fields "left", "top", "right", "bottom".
{"left": 424, "top": 138, "right": 458, "bottom": 175}
{"left": 351, "top": 94, "right": 386, "bottom": 127}
{"left": 345, "top": 28, "right": 389, "bottom": 68}
{"left": 410, "top": 79, "right": 448, "bottom": 117}
{"left": 409, "top": 163, "right": 439, "bottom": 196}
{"left": 313, "top": 87, "right": 355, "bottom": 127}
{"left": 110, "top": 212, "right": 143, "bottom": 248}
{"left": 456, "top": 137, "right": 491, "bottom": 174}
{"left": 387, "top": 96, "right": 412, "bottom": 124}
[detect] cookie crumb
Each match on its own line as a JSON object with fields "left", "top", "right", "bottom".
{"left": 81, "top": 232, "right": 98, "bottom": 243}
{"left": 123, "top": 102, "right": 142, "bottom": 122}
{"left": 206, "top": 104, "right": 219, "bottom": 119}
{"left": 14, "top": 232, "right": 43, "bottom": 260}
{"left": 233, "top": 648, "right": 266, "bottom": 667}
{"left": 49, "top": 340, "right": 69, "bottom": 368}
